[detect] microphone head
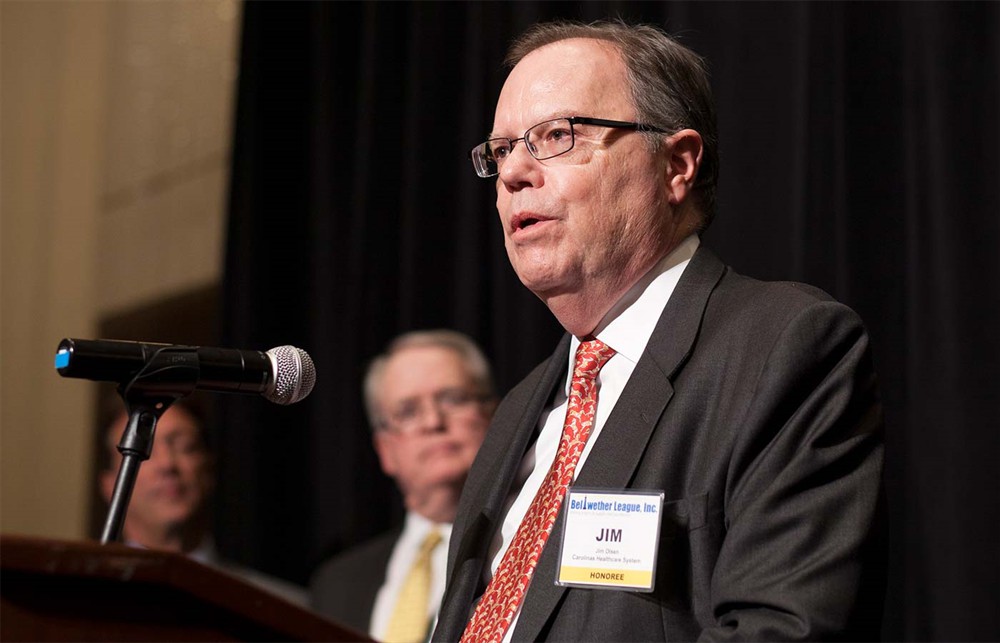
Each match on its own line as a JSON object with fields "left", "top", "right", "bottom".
{"left": 264, "top": 346, "right": 316, "bottom": 405}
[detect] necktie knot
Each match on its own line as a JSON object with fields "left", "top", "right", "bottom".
{"left": 421, "top": 528, "right": 443, "bottom": 556}
{"left": 573, "top": 339, "right": 616, "bottom": 381}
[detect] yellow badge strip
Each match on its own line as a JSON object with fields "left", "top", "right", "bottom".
{"left": 558, "top": 566, "right": 653, "bottom": 588}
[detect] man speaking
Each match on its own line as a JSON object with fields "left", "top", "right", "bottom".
{"left": 433, "top": 19, "right": 885, "bottom": 642}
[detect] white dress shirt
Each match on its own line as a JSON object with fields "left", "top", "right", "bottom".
{"left": 485, "top": 234, "right": 700, "bottom": 641}
{"left": 370, "top": 511, "right": 452, "bottom": 640}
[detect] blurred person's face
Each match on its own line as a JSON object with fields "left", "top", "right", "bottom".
{"left": 101, "top": 405, "right": 214, "bottom": 544}
{"left": 373, "top": 346, "right": 492, "bottom": 501}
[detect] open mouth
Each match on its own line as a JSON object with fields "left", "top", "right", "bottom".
{"left": 510, "top": 212, "right": 551, "bottom": 233}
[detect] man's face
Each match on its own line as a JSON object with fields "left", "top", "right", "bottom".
{"left": 101, "top": 406, "right": 214, "bottom": 539}
{"left": 492, "top": 38, "right": 674, "bottom": 305}
{"left": 372, "top": 346, "right": 491, "bottom": 500}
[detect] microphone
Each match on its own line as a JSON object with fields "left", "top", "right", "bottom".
{"left": 55, "top": 338, "right": 316, "bottom": 405}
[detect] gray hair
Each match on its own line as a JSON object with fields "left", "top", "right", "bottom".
{"left": 506, "top": 19, "right": 719, "bottom": 230}
{"left": 363, "top": 329, "right": 495, "bottom": 430}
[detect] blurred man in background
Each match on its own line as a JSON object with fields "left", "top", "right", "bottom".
{"left": 99, "top": 395, "right": 307, "bottom": 605}
{"left": 311, "top": 330, "right": 496, "bottom": 643}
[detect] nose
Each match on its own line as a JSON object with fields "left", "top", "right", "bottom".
{"left": 411, "top": 401, "right": 447, "bottom": 434}
{"left": 148, "top": 442, "right": 180, "bottom": 472}
{"left": 498, "top": 139, "right": 543, "bottom": 192}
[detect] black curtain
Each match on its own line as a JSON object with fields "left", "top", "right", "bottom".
{"left": 219, "top": 2, "right": 999, "bottom": 640}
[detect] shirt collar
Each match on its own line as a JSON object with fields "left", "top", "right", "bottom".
{"left": 402, "top": 510, "right": 453, "bottom": 541}
{"left": 566, "top": 234, "right": 700, "bottom": 390}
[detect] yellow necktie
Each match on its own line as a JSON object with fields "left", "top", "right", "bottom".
{"left": 384, "top": 528, "right": 443, "bottom": 643}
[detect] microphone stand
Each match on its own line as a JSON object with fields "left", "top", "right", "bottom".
{"left": 99, "top": 350, "right": 198, "bottom": 544}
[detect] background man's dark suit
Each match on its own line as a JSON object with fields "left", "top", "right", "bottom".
{"left": 434, "top": 248, "right": 885, "bottom": 641}
{"left": 310, "top": 529, "right": 398, "bottom": 632}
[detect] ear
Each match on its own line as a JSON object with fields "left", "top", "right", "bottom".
{"left": 372, "top": 432, "right": 398, "bottom": 477}
{"left": 663, "top": 129, "right": 703, "bottom": 206}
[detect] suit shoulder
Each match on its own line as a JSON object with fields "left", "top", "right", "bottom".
{"left": 691, "top": 268, "right": 871, "bottom": 375}
{"left": 311, "top": 529, "right": 398, "bottom": 584}
{"left": 719, "top": 267, "right": 834, "bottom": 304}
{"left": 713, "top": 268, "right": 862, "bottom": 327}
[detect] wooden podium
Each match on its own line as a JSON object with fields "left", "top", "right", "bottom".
{"left": 0, "top": 534, "right": 371, "bottom": 641}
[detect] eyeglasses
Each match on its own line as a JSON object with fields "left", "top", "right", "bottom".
{"left": 380, "top": 387, "right": 488, "bottom": 434}
{"left": 470, "top": 116, "right": 667, "bottom": 178}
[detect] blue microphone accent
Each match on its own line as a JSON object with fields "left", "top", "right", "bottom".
{"left": 55, "top": 348, "right": 71, "bottom": 369}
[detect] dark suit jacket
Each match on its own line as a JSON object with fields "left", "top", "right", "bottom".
{"left": 433, "top": 247, "right": 885, "bottom": 641}
{"left": 310, "top": 529, "right": 400, "bottom": 634}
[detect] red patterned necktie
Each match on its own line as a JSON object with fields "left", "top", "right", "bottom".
{"left": 460, "top": 338, "right": 616, "bottom": 643}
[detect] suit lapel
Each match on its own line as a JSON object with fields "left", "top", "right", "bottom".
{"left": 435, "top": 335, "right": 571, "bottom": 642}
{"left": 512, "top": 247, "right": 727, "bottom": 641}
{"left": 479, "top": 334, "right": 572, "bottom": 524}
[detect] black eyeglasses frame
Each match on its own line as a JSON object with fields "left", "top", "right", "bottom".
{"left": 470, "top": 116, "right": 667, "bottom": 178}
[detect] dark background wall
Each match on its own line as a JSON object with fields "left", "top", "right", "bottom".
{"left": 216, "top": 2, "right": 1000, "bottom": 640}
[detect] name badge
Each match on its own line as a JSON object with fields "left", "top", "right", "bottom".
{"left": 555, "top": 488, "right": 664, "bottom": 592}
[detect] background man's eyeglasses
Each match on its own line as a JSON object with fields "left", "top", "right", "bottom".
{"left": 470, "top": 116, "right": 666, "bottom": 178}
{"left": 380, "top": 388, "right": 488, "bottom": 434}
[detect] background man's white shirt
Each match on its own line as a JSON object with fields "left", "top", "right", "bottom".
{"left": 370, "top": 511, "right": 452, "bottom": 640}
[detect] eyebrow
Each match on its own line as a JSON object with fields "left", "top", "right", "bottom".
{"left": 488, "top": 114, "right": 581, "bottom": 140}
